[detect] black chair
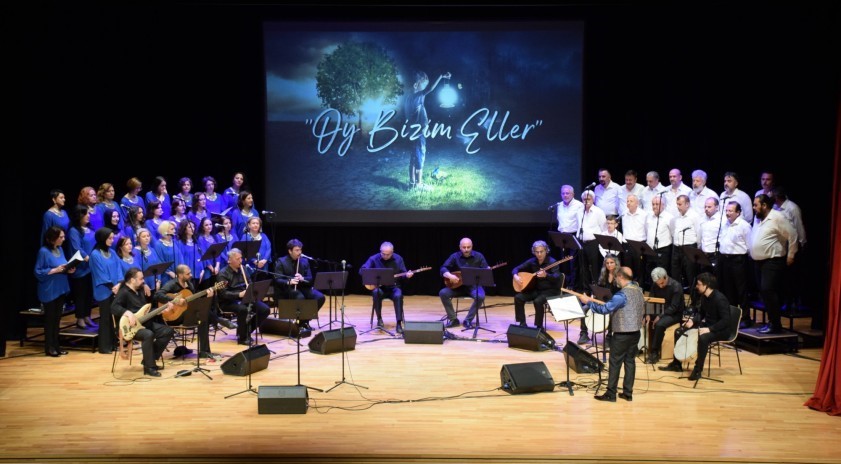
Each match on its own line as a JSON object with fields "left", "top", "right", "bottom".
{"left": 696, "top": 305, "right": 743, "bottom": 387}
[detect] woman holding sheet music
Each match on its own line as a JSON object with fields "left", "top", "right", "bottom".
{"left": 34, "top": 226, "right": 74, "bottom": 357}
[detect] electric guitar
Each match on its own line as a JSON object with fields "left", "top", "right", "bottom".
{"left": 364, "top": 267, "right": 432, "bottom": 291}
{"left": 512, "top": 255, "right": 573, "bottom": 292}
{"left": 444, "top": 262, "right": 507, "bottom": 289}
{"left": 119, "top": 301, "right": 174, "bottom": 341}
{"left": 161, "top": 281, "right": 227, "bottom": 322}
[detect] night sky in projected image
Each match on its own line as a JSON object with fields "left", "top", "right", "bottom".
{"left": 264, "top": 23, "right": 583, "bottom": 223}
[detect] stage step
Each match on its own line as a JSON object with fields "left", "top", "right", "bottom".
{"left": 736, "top": 327, "right": 799, "bottom": 355}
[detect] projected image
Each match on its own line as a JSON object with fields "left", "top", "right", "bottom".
{"left": 264, "top": 23, "right": 583, "bottom": 223}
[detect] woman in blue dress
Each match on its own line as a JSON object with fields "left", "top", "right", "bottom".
{"left": 153, "top": 220, "right": 178, "bottom": 287}
{"left": 223, "top": 172, "right": 245, "bottom": 211}
{"left": 176, "top": 219, "right": 207, "bottom": 286}
{"left": 95, "top": 183, "right": 123, "bottom": 230}
{"left": 123, "top": 205, "right": 145, "bottom": 246}
{"left": 169, "top": 198, "right": 188, "bottom": 225}
{"left": 231, "top": 191, "right": 259, "bottom": 238}
{"left": 173, "top": 177, "right": 194, "bottom": 209}
{"left": 103, "top": 208, "right": 126, "bottom": 250}
{"left": 197, "top": 217, "right": 221, "bottom": 278}
{"left": 116, "top": 236, "right": 151, "bottom": 299}
{"left": 202, "top": 175, "right": 226, "bottom": 215}
{"left": 240, "top": 216, "right": 272, "bottom": 274}
{"left": 78, "top": 186, "right": 101, "bottom": 231}
{"left": 34, "top": 226, "right": 73, "bottom": 357}
{"left": 41, "top": 189, "right": 70, "bottom": 246}
{"left": 90, "top": 227, "right": 122, "bottom": 354}
{"left": 144, "top": 200, "right": 165, "bottom": 245}
{"left": 187, "top": 192, "right": 210, "bottom": 230}
{"left": 145, "top": 176, "right": 171, "bottom": 219}
{"left": 68, "top": 205, "right": 97, "bottom": 329}
{"left": 214, "top": 215, "right": 235, "bottom": 266}
{"left": 120, "top": 177, "right": 146, "bottom": 215}
{"left": 135, "top": 228, "right": 163, "bottom": 292}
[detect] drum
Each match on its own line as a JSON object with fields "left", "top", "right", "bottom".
{"left": 673, "top": 327, "right": 699, "bottom": 361}
{"left": 585, "top": 310, "right": 610, "bottom": 334}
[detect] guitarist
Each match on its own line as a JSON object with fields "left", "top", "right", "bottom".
{"left": 112, "top": 268, "right": 174, "bottom": 377}
{"left": 512, "top": 240, "right": 562, "bottom": 331}
{"left": 359, "top": 242, "right": 414, "bottom": 333}
{"left": 153, "top": 264, "right": 229, "bottom": 358}
{"left": 439, "top": 238, "right": 488, "bottom": 329}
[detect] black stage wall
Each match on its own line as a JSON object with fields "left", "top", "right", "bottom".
{"left": 8, "top": 3, "right": 840, "bottom": 343}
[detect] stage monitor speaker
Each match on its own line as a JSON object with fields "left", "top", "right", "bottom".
{"left": 260, "top": 317, "right": 300, "bottom": 337}
{"left": 500, "top": 361, "right": 555, "bottom": 394}
{"left": 403, "top": 321, "right": 444, "bottom": 344}
{"left": 308, "top": 327, "right": 357, "bottom": 355}
{"left": 563, "top": 342, "right": 605, "bottom": 374}
{"left": 506, "top": 324, "right": 556, "bottom": 351}
{"left": 220, "top": 344, "right": 270, "bottom": 376}
{"left": 258, "top": 386, "right": 308, "bottom": 414}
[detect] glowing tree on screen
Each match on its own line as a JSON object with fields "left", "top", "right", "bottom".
{"left": 315, "top": 42, "right": 403, "bottom": 129}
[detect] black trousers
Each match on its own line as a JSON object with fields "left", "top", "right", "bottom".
{"left": 755, "top": 257, "right": 786, "bottom": 329}
{"left": 134, "top": 320, "right": 174, "bottom": 368}
{"left": 720, "top": 254, "right": 749, "bottom": 315}
{"left": 42, "top": 295, "right": 66, "bottom": 354}
{"left": 514, "top": 289, "right": 559, "bottom": 328}
{"left": 70, "top": 274, "right": 93, "bottom": 319}
{"left": 605, "top": 331, "right": 640, "bottom": 396}
{"left": 372, "top": 286, "right": 404, "bottom": 322}
{"left": 651, "top": 313, "right": 682, "bottom": 356}
{"left": 222, "top": 301, "right": 270, "bottom": 342}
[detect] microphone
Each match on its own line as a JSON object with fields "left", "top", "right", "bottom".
{"left": 213, "top": 223, "right": 226, "bottom": 230}
{"left": 721, "top": 195, "right": 732, "bottom": 200}
{"left": 547, "top": 202, "right": 559, "bottom": 210}
{"left": 244, "top": 264, "right": 255, "bottom": 273}
{"left": 301, "top": 253, "right": 315, "bottom": 260}
{"left": 261, "top": 210, "right": 275, "bottom": 215}
{"left": 681, "top": 227, "right": 692, "bottom": 232}
{"left": 119, "top": 204, "right": 130, "bottom": 209}
{"left": 342, "top": 259, "right": 346, "bottom": 271}
{"left": 584, "top": 182, "right": 596, "bottom": 190}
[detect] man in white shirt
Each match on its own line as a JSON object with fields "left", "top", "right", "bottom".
{"left": 720, "top": 171, "right": 754, "bottom": 223}
{"left": 719, "top": 201, "right": 753, "bottom": 327}
{"left": 622, "top": 194, "right": 648, "bottom": 285}
{"left": 594, "top": 168, "right": 622, "bottom": 216}
{"left": 772, "top": 187, "right": 807, "bottom": 312}
{"left": 641, "top": 171, "right": 667, "bottom": 211}
{"left": 555, "top": 184, "right": 583, "bottom": 289}
{"left": 662, "top": 168, "right": 692, "bottom": 217}
{"left": 618, "top": 169, "right": 645, "bottom": 216}
{"left": 689, "top": 169, "right": 718, "bottom": 216}
{"left": 579, "top": 190, "right": 606, "bottom": 290}
{"left": 670, "top": 195, "right": 702, "bottom": 291}
{"left": 755, "top": 171, "right": 776, "bottom": 198}
{"left": 749, "top": 194, "right": 798, "bottom": 334}
{"left": 645, "top": 195, "right": 673, "bottom": 284}
{"left": 697, "top": 197, "right": 721, "bottom": 274}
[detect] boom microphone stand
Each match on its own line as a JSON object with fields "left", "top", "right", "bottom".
{"left": 225, "top": 275, "right": 269, "bottom": 399}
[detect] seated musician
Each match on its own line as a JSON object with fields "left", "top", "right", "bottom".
{"left": 439, "top": 237, "right": 488, "bottom": 329}
{"left": 645, "top": 267, "right": 686, "bottom": 364}
{"left": 273, "top": 239, "right": 325, "bottom": 334}
{"left": 359, "top": 241, "right": 414, "bottom": 333}
{"left": 112, "top": 267, "right": 174, "bottom": 377}
{"left": 153, "top": 264, "right": 231, "bottom": 359}
{"left": 512, "top": 240, "right": 561, "bottom": 331}
{"left": 217, "top": 248, "right": 270, "bottom": 345}
{"left": 659, "top": 272, "right": 730, "bottom": 380}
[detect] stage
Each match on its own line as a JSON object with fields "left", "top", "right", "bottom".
{"left": 0, "top": 295, "right": 836, "bottom": 464}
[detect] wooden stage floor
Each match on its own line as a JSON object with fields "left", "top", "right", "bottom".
{"left": 0, "top": 295, "right": 837, "bottom": 464}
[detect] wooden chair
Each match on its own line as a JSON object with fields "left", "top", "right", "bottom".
{"left": 111, "top": 314, "right": 139, "bottom": 373}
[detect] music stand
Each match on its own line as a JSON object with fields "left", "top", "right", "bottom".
{"left": 225, "top": 278, "right": 271, "bottom": 399}
{"left": 179, "top": 296, "right": 213, "bottom": 380}
{"left": 589, "top": 284, "right": 613, "bottom": 363}
{"left": 625, "top": 239, "right": 656, "bottom": 257}
{"left": 359, "top": 268, "right": 396, "bottom": 336}
{"left": 547, "top": 295, "right": 586, "bottom": 396}
{"left": 549, "top": 232, "right": 581, "bottom": 288}
{"left": 277, "top": 299, "right": 323, "bottom": 393}
{"left": 681, "top": 245, "right": 711, "bottom": 268}
{"left": 200, "top": 242, "right": 228, "bottom": 263}
{"left": 231, "top": 240, "right": 261, "bottom": 265}
{"left": 459, "top": 267, "right": 495, "bottom": 338}
{"left": 143, "top": 261, "right": 174, "bottom": 289}
{"left": 313, "top": 271, "right": 348, "bottom": 329}
{"left": 594, "top": 234, "right": 624, "bottom": 257}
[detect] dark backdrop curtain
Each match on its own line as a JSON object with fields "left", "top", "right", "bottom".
{"left": 805, "top": 99, "right": 841, "bottom": 415}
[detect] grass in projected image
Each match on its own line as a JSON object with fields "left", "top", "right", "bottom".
{"left": 370, "top": 157, "right": 489, "bottom": 209}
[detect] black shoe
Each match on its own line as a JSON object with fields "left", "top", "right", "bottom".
{"left": 446, "top": 318, "right": 459, "bottom": 328}
{"left": 577, "top": 333, "right": 591, "bottom": 345}
{"left": 297, "top": 328, "right": 311, "bottom": 339}
{"left": 518, "top": 321, "right": 527, "bottom": 328}
{"left": 594, "top": 393, "right": 616, "bottom": 402}
{"left": 173, "top": 346, "right": 193, "bottom": 357}
{"left": 688, "top": 369, "right": 702, "bottom": 381}
{"left": 376, "top": 319, "right": 385, "bottom": 328}
{"left": 645, "top": 352, "right": 660, "bottom": 364}
{"left": 659, "top": 362, "right": 682, "bottom": 372}
{"left": 462, "top": 319, "right": 474, "bottom": 329}
{"left": 47, "top": 350, "right": 61, "bottom": 357}
{"left": 144, "top": 367, "right": 161, "bottom": 377}
{"left": 396, "top": 323, "right": 404, "bottom": 334}
{"left": 618, "top": 392, "right": 633, "bottom": 402}
{"left": 759, "top": 325, "right": 782, "bottom": 334}
{"left": 218, "top": 318, "right": 236, "bottom": 329}
{"left": 237, "top": 337, "right": 254, "bottom": 345}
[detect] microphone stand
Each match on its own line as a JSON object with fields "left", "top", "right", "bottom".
{"left": 225, "top": 265, "right": 258, "bottom": 398}
{"left": 327, "top": 260, "right": 367, "bottom": 393}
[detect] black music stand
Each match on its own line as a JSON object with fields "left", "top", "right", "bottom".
{"left": 589, "top": 284, "right": 613, "bottom": 362}
{"left": 546, "top": 295, "right": 586, "bottom": 396}
{"left": 277, "top": 299, "right": 323, "bottom": 393}
{"left": 225, "top": 278, "right": 271, "bottom": 399}
{"left": 200, "top": 242, "right": 228, "bottom": 263}
{"left": 359, "top": 268, "right": 396, "bottom": 336}
{"left": 549, "top": 232, "right": 581, "bottom": 289}
{"left": 313, "top": 271, "right": 348, "bottom": 329}
{"left": 459, "top": 267, "right": 495, "bottom": 338}
{"left": 594, "top": 234, "right": 624, "bottom": 257}
{"left": 231, "top": 240, "right": 261, "bottom": 268}
{"left": 178, "top": 296, "right": 213, "bottom": 380}
{"left": 681, "top": 245, "right": 711, "bottom": 268}
{"left": 625, "top": 239, "right": 656, "bottom": 257}
{"left": 143, "top": 261, "right": 174, "bottom": 289}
